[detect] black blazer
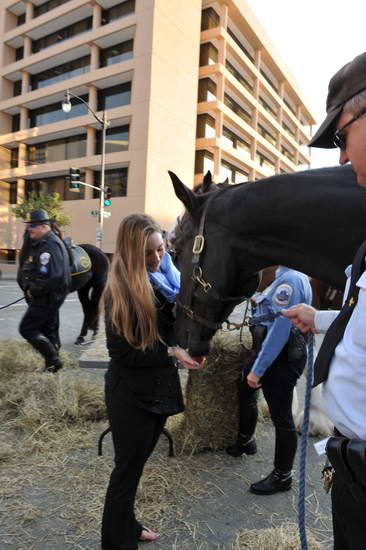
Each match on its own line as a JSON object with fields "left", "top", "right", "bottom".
{"left": 105, "top": 290, "right": 184, "bottom": 415}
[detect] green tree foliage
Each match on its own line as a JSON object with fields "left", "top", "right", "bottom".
{"left": 12, "top": 192, "right": 71, "bottom": 227}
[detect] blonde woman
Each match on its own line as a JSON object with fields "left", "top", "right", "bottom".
{"left": 101, "top": 214, "right": 201, "bottom": 550}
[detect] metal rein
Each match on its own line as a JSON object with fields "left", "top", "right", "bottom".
{"left": 179, "top": 190, "right": 249, "bottom": 331}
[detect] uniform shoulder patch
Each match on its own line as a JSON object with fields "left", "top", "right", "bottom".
{"left": 273, "top": 283, "right": 293, "bottom": 306}
{"left": 40, "top": 252, "right": 51, "bottom": 265}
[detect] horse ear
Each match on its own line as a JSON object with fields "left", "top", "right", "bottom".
{"left": 201, "top": 170, "right": 212, "bottom": 193}
{"left": 168, "top": 171, "right": 201, "bottom": 214}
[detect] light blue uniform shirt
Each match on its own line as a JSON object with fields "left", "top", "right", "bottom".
{"left": 251, "top": 266, "right": 312, "bottom": 377}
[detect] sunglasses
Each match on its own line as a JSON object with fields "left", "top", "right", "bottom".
{"left": 26, "top": 223, "right": 42, "bottom": 228}
{"left": 333, "top": 106, "right": 366, "bottom": 150}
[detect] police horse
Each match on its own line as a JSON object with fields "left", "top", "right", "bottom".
{"left": 18, "top": 232, "right": 109, "bottom": 345}
{"left": 169, "top": 164, "right": 366, "bottom": 435}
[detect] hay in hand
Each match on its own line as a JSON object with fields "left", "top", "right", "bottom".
{"left": 233, "top": 522, "right": 324, "bottom": 549}
{"left": 168, "top": 329, "right": 255, "bottom": 454}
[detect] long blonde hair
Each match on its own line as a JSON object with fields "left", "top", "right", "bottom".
{"left": 103, "top": 214, "right": 162, "bottom": 350}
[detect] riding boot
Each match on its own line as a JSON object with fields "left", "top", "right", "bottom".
{"left": 250, "top": 468, "right": 292, "bottom": 495}
{"left": 226, "top": 382, "right": 258, "bottom": 457}
{"left": 28, "top": 335, "right": 63, "bottom": 373}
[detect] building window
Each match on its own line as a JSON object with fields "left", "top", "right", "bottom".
{"left": 34, "top": 0, "right": 71, "bottom": 17}
{"left": 201, "top": 7, "right": 220, "bottom": 31}
{"left": 27, "top": 134, "right": 87, "bottom": 165}
{"left": 260, "top": 68, "right": 279, "bottom": 92}
{"left": 196, "top": 114, "right": 216, "bottom": 138}
{"left": 198, "top": 78, "right": 217, "bottom": 102}
{"left": 257, "top": 151, "right": 276, "bottom": 171}
{"left": 97, "top": 83, "right": 131, "bottom": 110}
{"left": 221, "top": 159, "right": 248, "bottom": 183}
{"left": 32, "top": 16, "right": 92, "bottom": 53}
{"left": 93, "top": 168, "right": 128, "bottom": 197}
{"left": 11, "top": 149, "right": 19, "bottom": 168}
{"left": 224, "top": 94, "right": 251, "bottom": 125}
{"left": 227, "top": 28, "right": 254, "bottom": 62}
{"left": 226, "top": 61, "right": 253, "bottom": 92}
{"left": 9, "top": 182, "right": 17, "bottom": 204}
{"left": 102, "top": 0, "right": 135, "bottom": 24}
{"left": 96, "top": 125, "right": 129, "bottom": 154}
{"left": 222, "top": 127, "right": 250, "bottom": 154}
{"left": 282, "top": 120, "right": 296, "bottom": 139}
{"left": 14, "top": 80, "right": 22, "bottom": 97}
{"left": 25, "top": 175, "right": 85, "bottom": 201}
{"left": 28, "top": 95, "right": 88, "bottom": 127}
{"left": 100, "top": 40, "right": 133, "bottom": 67}
{"left": 31, "top": 56, "right": 90, "bottom": 90}
{"left": 259, "top": 96, "right": 278, "bottom": 117}
{"left": 15, "top": 46, "right": 24, "bottom": 61}
{"left": 199, "top": 42, "right": 218, "bottom": 66}
{"left": 281, "top": 146, "right": 295, "bottom": 163}
{"left": 12, "top": 114, "right": 20, "bottom": 132}
{"left": 258, "top": 124, "right": 277, "bottom": 147}
{"left": 0, "top": 249, "right": 17, "bottom": 264}
{"left": 195, "top": 150, "right": 214, "bottom": 174}
{"left": 17, "top": 13, "right": 26, "bottom": 26}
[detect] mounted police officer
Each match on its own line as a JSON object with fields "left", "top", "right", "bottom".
{"left": 284, "top": 52, "right": 366, "bottom": 549}
{"left": 18, "top": 209, "right": 71, "bottom": 373}
{"left": 227, "top": 266, "right": 312, "bottom": 495}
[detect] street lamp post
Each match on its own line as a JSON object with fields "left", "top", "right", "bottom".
{"left": 62, "top": 90, "right": 109, "bottom": 249}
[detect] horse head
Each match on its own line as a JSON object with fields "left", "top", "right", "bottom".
{"left": 169, "top": 170, "right": 259, "bottom": 356}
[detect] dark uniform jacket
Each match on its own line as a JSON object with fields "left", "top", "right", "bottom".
{"left": 19, "top": 231, "right": 71, "bottom": 307}
{"left": 105, "top": 290, "right": 184, "bottom": 416}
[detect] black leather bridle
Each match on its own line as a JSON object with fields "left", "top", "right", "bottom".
{"left": 178, "top": 189, "right": 250, "bottom": 331}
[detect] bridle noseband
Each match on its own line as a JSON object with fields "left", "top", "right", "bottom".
{"left": 178, "top": 189, "right": 250, "bottom": 331}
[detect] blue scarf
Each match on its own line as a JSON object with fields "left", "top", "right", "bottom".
{"left": 148, "top": 252, "right": 180, "bottom": 302}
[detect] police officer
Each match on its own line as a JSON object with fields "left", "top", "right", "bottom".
{"left": 227, "top": 266, "right": 312, "bottom": 495}
{"left": 284, "top": 52, "right": 366, "bottom": 549}
{"left": 18, "top": 209, "right": 71, "bottom": 373}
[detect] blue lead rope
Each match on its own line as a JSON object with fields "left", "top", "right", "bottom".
{"left": 0, "top": 296, "right": 25, "bottom": 310}
{"left": 298, "top": 331, "right": 314, "bottom": 550}
{"left": 250, "top": 309, "right": 314, "bottom": 549}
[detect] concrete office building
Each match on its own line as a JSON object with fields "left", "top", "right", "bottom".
{"left": 0, "top": 0, "right": 316, "bottom": 266}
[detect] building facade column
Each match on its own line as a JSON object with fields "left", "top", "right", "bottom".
{"left": 21, "top": 71, "right": 30, "bottom": 95}
{"left": 93, "top": 3, "right": 102, "bottom": 29}
{"left": 26, "top": 2, "right": 34, "bottom": 22}
{"left": 20, "top": 106, "right": 28, "bottom": 130}
{"left": 84, "top": 167, "right": 94, "bottom": 200}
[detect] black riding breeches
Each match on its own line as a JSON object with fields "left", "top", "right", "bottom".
{"left": 19, "top": 304, "right": 61, "bottom": 347}
{"left": 238, "top": 346, "right": 306, "bottom": 471}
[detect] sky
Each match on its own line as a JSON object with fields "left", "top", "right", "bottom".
{"left": 245, "top": 0, "right": 366, "bottom": 169}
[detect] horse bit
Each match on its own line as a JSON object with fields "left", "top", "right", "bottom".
{"left": 178, "top": 190, "right": 251, "bottom": 332}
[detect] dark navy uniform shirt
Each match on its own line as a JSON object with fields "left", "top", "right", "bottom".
{"left": 19, "top": 230, "right": 71, "bottom": 305}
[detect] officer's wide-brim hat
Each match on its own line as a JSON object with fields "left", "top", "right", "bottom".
{"left": 24, "top": 209, "right": 52, "bottom": 224}
{"left": 309, "top": 51, "right": 366, "bottom": 149}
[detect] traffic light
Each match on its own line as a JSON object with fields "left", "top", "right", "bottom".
{"left": 68, "top": 167, "right": 80, "bottom": 192}
{"left": 104, "top": 186, "right": 112, "bottom": 206}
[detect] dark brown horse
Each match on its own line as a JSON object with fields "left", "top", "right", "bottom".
{"left": 168, "top": 164, "right": 365, "bottom": 356}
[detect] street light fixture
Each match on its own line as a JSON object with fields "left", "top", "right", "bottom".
{"left": 61, "top": 90, "right": 110, "bottom": 249}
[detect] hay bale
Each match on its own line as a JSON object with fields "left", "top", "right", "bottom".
{"left": 168, "top": 329, "right": 254, "bottom": 454}
{"left": 233, "top": 523, "right": 324, "bottom": 549}
{"left": 0, "top": 340, "right": 106, "bottom": 457}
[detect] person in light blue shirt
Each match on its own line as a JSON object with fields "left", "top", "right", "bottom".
{"left": 227, "top": 266, "right": 312, "bottom": 495}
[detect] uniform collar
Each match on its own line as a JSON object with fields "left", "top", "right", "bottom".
{"left": 275, "top": 266, "right": 290, "bottom": 278}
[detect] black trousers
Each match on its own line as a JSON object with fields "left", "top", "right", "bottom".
{"left": 101, "top": 371, "right": 168, "bottom": 550}
{"left": 238, "top": 345, "right": 305, "bottom": 472}
{"left": 19, "top": 303, "right": 61, "bottom": 350}
{"left": 332, "top": 472, "right": 366, "bottom": 549}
